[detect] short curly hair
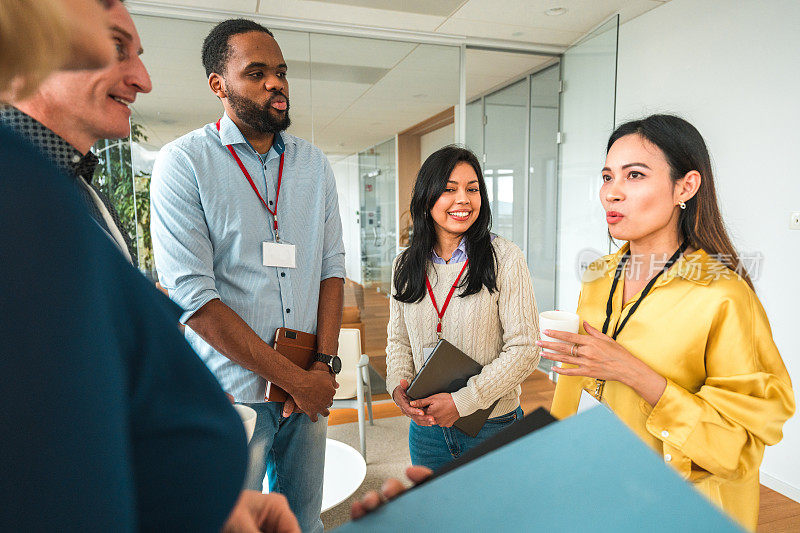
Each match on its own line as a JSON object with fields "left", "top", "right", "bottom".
{"left": 202, "top": 19, "right": 274, "bottom": 78}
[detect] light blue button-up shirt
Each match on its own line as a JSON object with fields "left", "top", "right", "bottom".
{"left": 430, "top": 234, "right": 496, "bottom": 264}
{"left": 150, "top": 113, "right": 345, "bottom": 402}
{"left": 431, "top": 237, "right": 467, "bottom": 264}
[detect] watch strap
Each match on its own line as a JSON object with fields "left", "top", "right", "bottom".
{"left": 314, "top": 352, "right": 333, "bottom": 364}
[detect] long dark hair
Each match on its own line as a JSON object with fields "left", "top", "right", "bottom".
{"left": 608, "top": 114, "right": 754, "bottom": 289}
{"left": 393, "top": 145, "right": 497, "bottom": 303}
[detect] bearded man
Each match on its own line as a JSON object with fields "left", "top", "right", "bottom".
{"left": 149, "top": 19, "right": 345, "bottom": 533}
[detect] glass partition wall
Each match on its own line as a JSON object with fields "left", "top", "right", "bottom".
{"left": 358, "top": 138, "right": 396, "bottom": 294}
{"left": 484, "top": 78, "right": 528, "bottom": 247}
{"left": 125, "top": 15, "right": 461, "bottom": 295}
{"left": 122, "top": 15, "right": 564, "bottom": 293}
{"left": 556, "top": 16, "right": 620, "bottom": 314}
{"left": 114, "top": 12, "right": 618, "bottom": 380}
{"left": 305, "top": 34, "right": 460, "bottom": 293}
{"left": 465, "top": 61, "right": 560, "bottom": 313}
{"left": 528, "top": 65, "right": 561, "bottom": 313}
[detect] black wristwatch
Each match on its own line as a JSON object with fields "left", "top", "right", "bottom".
{"left": 314, "top": 352, "right": 342, "bottom": 375}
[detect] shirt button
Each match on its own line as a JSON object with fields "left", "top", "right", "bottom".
{"left": 664, "top": 454, "right": 672, "bottom": 462}
{"left": 285, "top": 308, "right": 291, "bottom": 313}
{"left": 661, "top": 430, "right": 669, "bottom": 438}
{"left": 280, "top": 272, "right": 285, "bottom": 277}
{"left": 71, "top": 154, "right": 81, "bottom": 163}
{"left": 269, "top": 200, "right": 273, "bottom": 205}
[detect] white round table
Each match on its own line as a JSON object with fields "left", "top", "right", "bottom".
{"left": 321, "top": 438, "right": 367, "bottom": 512}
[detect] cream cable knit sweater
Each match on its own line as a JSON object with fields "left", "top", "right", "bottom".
{"left": 385, "top": 236, "right": 541, "bottom": 419}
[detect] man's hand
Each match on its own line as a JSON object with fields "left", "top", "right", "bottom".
{"left": 222, "top": 490, "right": 300, "bottom": 533}
{"left": 411, "top": 393, "right": 459, "bottom": 427}
{"left": 282, "top": 397, "right": 298, "bottom": 418}
{"left": 350, "top": 466, "right": 433, "bottom": 520}
{"left": 392, "top": 380, "right": 435, "bottom": 426}
{"left": 287, "top": 368, "right": 337, "bottom": 422}
{"left": 282, "top": 362, "right": 337, "bottom": 418}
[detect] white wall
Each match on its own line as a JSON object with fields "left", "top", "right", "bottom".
{"left": 330, "top": 154, "right": 362, "bottom": 284}
{"left": 614, "top": 0, "right": 800, "bottom": 500}
{"left": 420, "top": 123, "right": 455, "bottom": 165}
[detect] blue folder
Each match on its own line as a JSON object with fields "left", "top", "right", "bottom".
{"left": 335, "top": 407, "right": 742, "bottom": 532}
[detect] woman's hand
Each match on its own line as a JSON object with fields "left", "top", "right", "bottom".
{"left": 538, "top": 321, "right": 667, "bottom": 406}
{"left": 393, "top": 380, "right": 435, "bottom": 426}
{"left": 350, "top": 466, "right": 433, "bottom": 520}
{"left": 411, "top": 393, "right": 459, "bottom": 427}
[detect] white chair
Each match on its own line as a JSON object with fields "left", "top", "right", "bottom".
{"left": 332, "top": 328, "right": 374, "bottom": 459}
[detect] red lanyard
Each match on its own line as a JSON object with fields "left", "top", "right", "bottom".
{"left": 425, "top": 260, "right": 469, "bottom": 339}
{"left": 216, "top": 119, "right": 284, "bottom": 240}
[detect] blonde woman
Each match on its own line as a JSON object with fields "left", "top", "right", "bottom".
{"left": 0, "top": 0, "right": 114, "bottom": 99}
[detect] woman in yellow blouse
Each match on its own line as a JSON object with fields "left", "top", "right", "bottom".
{"left": 537, "top": 114, "right": 794, "bottom": 530}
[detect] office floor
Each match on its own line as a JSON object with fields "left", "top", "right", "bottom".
{"left": 339, "top": 280, "right": 800, "bottom": 532}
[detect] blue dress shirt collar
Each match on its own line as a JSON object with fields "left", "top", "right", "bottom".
{"left": 218, "top": 112, "right": 287, "bottom": 158}
{"left": 432, "top": 237, "right": 468, "bottom": 264}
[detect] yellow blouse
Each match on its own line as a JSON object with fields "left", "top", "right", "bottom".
{"left": 551, "top": 244, "right": 794, "bottom": 531}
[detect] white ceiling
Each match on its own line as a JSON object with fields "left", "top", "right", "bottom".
{"left": 128, "top": 0, "right": 669, "bottom": 158}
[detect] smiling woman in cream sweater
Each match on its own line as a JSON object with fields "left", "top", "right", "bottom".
{"left": 385, "top": 145, "right": 541, "bottom": 471}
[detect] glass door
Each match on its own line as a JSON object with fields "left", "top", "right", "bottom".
{"left": 467, "top": 68, "right": 561, "bottom": 314}
{"left": 527, "top": 64, "right": 560, "bottom": 313}
{"left": 555, "top": 15, "right": 619, "bottom": 315}
{"left": 359, "top": 138, "right": 397, "bottom": 295}
{"left": 548, "top": 16, "right": 619, "bottom": 379}
{"left": 483, "top": 78, "right": 528, "bottom": 249}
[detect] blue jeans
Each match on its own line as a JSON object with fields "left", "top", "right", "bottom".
{"left": 242, "top": 402, "right": 327, "bottom": 533}
{"left": 409, "top": 407, "right": 524, "bottom": 472}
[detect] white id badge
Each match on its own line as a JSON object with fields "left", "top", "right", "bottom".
{"left": 262, "top": 241, "right": 296, "bottom": 268}
{"left": 423, "top": 346, "right": 435, "bottom": 362}
{"left": 577, "top": 389, "right": 602, "bottom": 413}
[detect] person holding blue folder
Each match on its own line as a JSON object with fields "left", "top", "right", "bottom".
{"left": 385, "top": 145, "right": 541, "bottom": 471}
{"left": 539, "top": 115, "right": 794, "bottom": 531}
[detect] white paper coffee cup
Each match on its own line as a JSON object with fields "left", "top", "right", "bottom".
{"left": 538, "top": 310, "right": 580, "bottom": 366}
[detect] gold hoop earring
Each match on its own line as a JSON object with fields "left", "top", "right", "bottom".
{"left": 679, "top": 201, "right": 686, "bottom": 210}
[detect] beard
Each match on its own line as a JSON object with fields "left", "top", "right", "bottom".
{"left": 226, "top": 87, "right": 291, "bottom": 134}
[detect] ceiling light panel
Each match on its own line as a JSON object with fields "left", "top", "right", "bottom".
{"left": 544, "top": 7, "right": 567, "bottom": 16}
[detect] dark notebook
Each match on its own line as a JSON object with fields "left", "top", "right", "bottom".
{"left": 406, "top": 339, "right": 500, "bottom": 437}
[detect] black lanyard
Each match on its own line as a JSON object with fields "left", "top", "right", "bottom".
{"left": 602, "top": 241, "right": 689, "bottom": 339}
{"left": 592, "top": 242, "right": 688, "bottom": 401}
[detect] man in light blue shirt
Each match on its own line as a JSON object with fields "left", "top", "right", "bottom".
{"left": 150, "top": 19, "right": 344, "bottom": 533}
